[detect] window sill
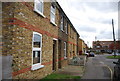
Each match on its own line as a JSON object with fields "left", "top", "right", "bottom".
{"left": 61, "top": 29, "right": 65, "bottom": 32}
{"left": 50, "top": 21, "right": 57, "bottom": 26}
{"left": 40, "top": 13, "right": 46, "bottom": 18}
{"left": 64, "top": 57, "right": 67, "bottom": 60}
{"left": 31, "top": 64, "right": 44, "bottom": 70}
{"left": 34, "top": 9, "right": 46, "bottom": 18}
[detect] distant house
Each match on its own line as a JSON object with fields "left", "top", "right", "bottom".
{"left": 92, "top": 41, "right": 120, "bottom": 53}
{"left": 1, "top": 0, "right": 80, "bottom": 79}
{"left": 78, "top": 38, "right": 88, "bottom": 55}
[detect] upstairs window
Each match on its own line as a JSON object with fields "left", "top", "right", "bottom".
{"left": 50, "top": 4, "right": 56, "bottom": 24}
{"left": 34, "top": 0, "right": 45, "bottom": 17}
{"left": 60, "top": 15, "right": 64, "bottom": 31}
{"left": 65, "top": 22, "right": 68, "bottom": 34}
{"left": 97, "top": 46, "right": 100, "bottom": 48}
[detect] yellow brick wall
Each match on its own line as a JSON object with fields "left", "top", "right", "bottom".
{"left": 2, "top": 2, "right": 79, "bottom": 79}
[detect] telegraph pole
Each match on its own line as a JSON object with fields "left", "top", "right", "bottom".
{"left": 112, "top": 19, "right": 116, "bottom": 56}
{"left": 95, "top": 36, "right": 97, "bottom": 52}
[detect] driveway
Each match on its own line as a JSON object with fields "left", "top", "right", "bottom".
{"left": 82, "top": 54, "right": 118, "bottom": 79}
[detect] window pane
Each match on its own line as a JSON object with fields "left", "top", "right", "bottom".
{"left": 34, "top": 42, "right": 41, "bottom": 48}
{"left": 64, "top": 42, "right": 67, "bottom": 57}
{"left": 50, "top": 4, "right": 55, "bottom": 23}
{"left": 51, "top": 13, "right": 55, "bottom": 23}
{"left": 33, "top": 51, "right": 40, "bottom": 64}
{"left": 60, "top": 16, "right": 63, "bottom": 30}
{"left": 33, "top": 34, "right": 41, "bottom": 48}
{"left": 40, "top": 1, "right": 43, "bottom": 13}
{"left": 64, "top": 42, "right": 66, "bottom": 49}
{"left": 64, "top": 50, "right": 66, "bottom": 56}
{"left": 51, "top": 5, "right": 55, "bottom": 13}
{"left": 36, "top": 1, "right": 43, "bottom": 13}
{"left": 34, "top": 34, "right": 41, "bottom": 42}
{"left": 65, "top": 23, "right": 68, "bottom": 34}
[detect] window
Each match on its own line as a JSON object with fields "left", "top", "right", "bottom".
{"left": 34, "top": 0, "right": 45, "bottom": 17}
{"left": 50, "top": 4, "right": 56, "bottom": 25}
{"left": 64, "top": 42, "right": 67, "bottom": 59}
{"left": 60, "top": 15, "right": 64, "bottom": 31}
{"left": 31, "top": 32, "right": 44, "bottom": 70}
{"left": 97, "top": 46, "right": 100, "bottom": 48}
{"left": 65, "top": 22, "right": 68, "bottom": 34}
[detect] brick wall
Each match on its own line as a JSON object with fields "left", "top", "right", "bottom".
{"left": 67, "top": 24, "right": 78, "bottom": 59}
{"left": 2, "top": 2, "right": 59, "bottom": 79}
{"left": 2, "top": 1, "right": 80, "bottom": 79}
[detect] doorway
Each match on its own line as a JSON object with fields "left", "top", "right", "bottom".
{"left": 53, "top": 40, "right": 56, "bottom": 70}
{"left": 58, "top": 40, "right": 62, "bottom": 69}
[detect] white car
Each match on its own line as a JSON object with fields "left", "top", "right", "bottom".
{"left": 85, "top": 53, "right": 89, "bottom": 55}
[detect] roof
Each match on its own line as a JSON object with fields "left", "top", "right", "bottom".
{"left": 54, "top": 1, "right": 80, "bottom": 37}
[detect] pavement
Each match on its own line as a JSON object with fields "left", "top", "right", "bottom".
{"left": 82, "top": 54, "right": 117, "bottom": 79}
{"left": 54, "top": 54, "right": 117, "bottom": 79}
{"left": 54, "top": 65, "right": 85, "bottom": 77}
{"left": 54, "top": 55, "right": 86, "bottom": 77}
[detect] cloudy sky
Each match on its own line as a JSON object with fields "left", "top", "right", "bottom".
{"left": 57, "top": 0, "right": 119, "bottom": 47}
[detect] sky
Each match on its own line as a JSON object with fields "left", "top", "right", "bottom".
{"left": 57, "top": 0, "right": 119, "bottom": 47}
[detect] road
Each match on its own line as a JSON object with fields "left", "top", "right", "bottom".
{"left": 82, "top": 54, "right": 118, "bottom": 79}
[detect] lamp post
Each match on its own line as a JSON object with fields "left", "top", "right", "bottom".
{"left": 112, "top": 19, "right": 116, "bottom": 56}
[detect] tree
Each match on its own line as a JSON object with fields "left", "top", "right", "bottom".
{"left": 109, "top": 42, "right": 120, "bottom": 50}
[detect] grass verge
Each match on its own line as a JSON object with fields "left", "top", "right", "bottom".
{"left": 40, "top": 73, "right": 81, "bottom": 81}
{"left": 106, "top": 55, "right": 120, "bottom": 59}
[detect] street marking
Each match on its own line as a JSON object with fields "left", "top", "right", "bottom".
{"left": 100, "top": 61, "right": 113, "bottom": 79}
{"left": 104, "top": 65, "right": 113, "bottom": 79}
{"left": 100, "top": 61, "right": 104, "bottom": 64}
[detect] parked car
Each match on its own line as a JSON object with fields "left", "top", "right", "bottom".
{"left": 89, "top": 52, "right": 95, "bottom": 57}
{"left": 112, "top": 52, "right": 120, "bottom": 56}
{"left": 113, "top": 59, "right": 120, "bottom": 80}
{"left": 85, "top": 52, "right": 89, "bottom": 57}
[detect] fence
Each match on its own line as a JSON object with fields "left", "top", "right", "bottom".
{"left": 68, "top": 55, "right": 86, "bottom": 66}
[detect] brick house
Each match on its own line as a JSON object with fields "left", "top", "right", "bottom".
{"left": 1, "top": 0, "right": 80, "bottom": 79}
{"left": 78, "top": 38, "right": 87, "bottom": 55}
{"left": 93, "top": 41, "right": 114, "bottom": 53}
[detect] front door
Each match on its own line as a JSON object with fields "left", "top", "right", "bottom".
{"left": 53, "top": 40, "right": 56, "bottom": 70}
{"left": 58, "top": 40, "right": 61, "bottom": 69}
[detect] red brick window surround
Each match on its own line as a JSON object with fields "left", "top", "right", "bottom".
{"left": 34, "top": 0, "right": 45, "bottom": 18}
{"left": 31, "top": 32, "right": 44, "bottom": 70}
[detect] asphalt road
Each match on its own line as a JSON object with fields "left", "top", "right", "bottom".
{"left": 82, "top": 54, "right": 118, "bottom": 79}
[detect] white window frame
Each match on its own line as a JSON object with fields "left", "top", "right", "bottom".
{"left": 34, "top": 0, "right": 45, "bottom": 18}
{"left": 60, "top": 15, "right": 64, "bottom": 31}
{"left": 64, "top": 42, "right": 67, "bottom": 59}
{"left": 31, "top": 32, "right": 44, "bottom": 70}
{"left": 50, "top": 4, "right": 57, "bottom": 26}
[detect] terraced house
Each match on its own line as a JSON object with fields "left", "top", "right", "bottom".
{"left": 78, "top": 38, "right": 88, "bottom": 55}
{"left": 1, "top": 0, "right": 79, "bottom": 79}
